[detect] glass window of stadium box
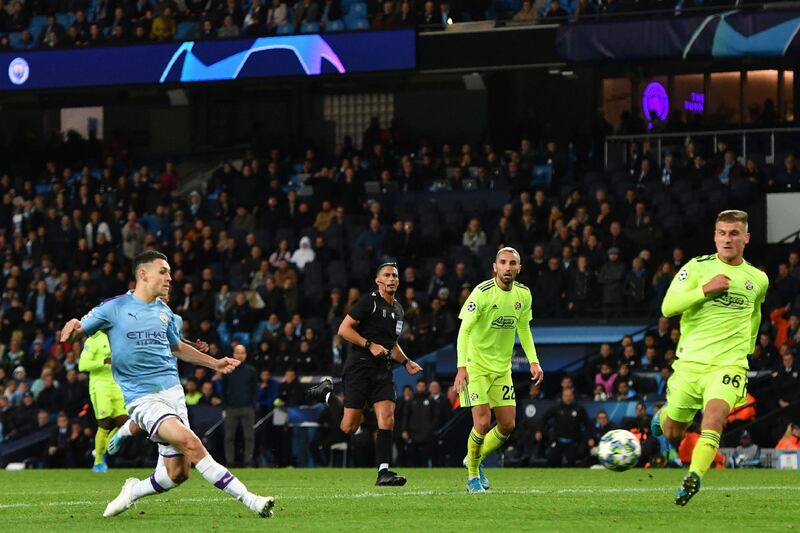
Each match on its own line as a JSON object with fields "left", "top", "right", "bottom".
{"left": 601, "top": 78, "right": 632, "bottom": 130}
{"left": 707, "top": 72, "right": 741, "bottom": 125}
{"left": 323, "top": 93, "right": 394, "bottom": 149}
{"left": 782, "top": 70, "right": 794, "bottom": 122}
{"left": 602, "top": 69, "right": 800, "bottom": 130}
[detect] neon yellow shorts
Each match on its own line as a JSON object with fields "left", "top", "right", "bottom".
{"left": 665, "top": 360, "right": 749, "bottom": 423}
{"left": 90, "top": 383, "right": 128, "bottom": 420}
{"left": 459, "top": 371, "right": 516, "bottom": 409}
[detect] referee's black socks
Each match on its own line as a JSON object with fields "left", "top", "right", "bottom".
{"left": 376, "top": 429, "right": 393, "bottom": 472}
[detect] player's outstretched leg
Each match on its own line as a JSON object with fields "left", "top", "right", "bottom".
{"left": 108, "top": 419, "right": 136, "bottom": 455}
{"left": 104, "top": 456, "right": 177, "bottom": 517}
{"left": 675, "top": 400, "right": 728, "bottom": 506}
{"left": 164, "top": 418, "right": 275, "bottom": 517}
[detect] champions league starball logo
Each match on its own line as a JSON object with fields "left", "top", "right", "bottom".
{"left": 642, "top": 81, "right": 668, "bottom": 130}
{"left": 8, "top": 58, "right": 29, "bottom": 85}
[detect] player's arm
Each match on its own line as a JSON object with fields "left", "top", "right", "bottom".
{"left": 338, "top": 298, "right": 390, "bottom": 357}
{"left": 389, "top": 343, "right": 421, "bottom": 375}
{"left": 662, "top": 259, "right": 727, "bottom": 317}
{"left": 61, "top": 302, "right": 114, "bottom": 342}
{"left": 454, "top": 289, "right": 482, "bottom": 393}
{"left": 517, "top": 291, "right": 543, "bottom": 385}
{"left": 171, "top": 341, "right": 240, "bottom": 374}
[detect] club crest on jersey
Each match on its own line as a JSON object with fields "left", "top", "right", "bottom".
{"left": 745, "top": 280, "right": 754, "bottom": 290}
{"left": 467, "top": 301, "right": 477, "bottom": 312}
{"left": 470, "top": 392, "right": 479, "bottom": 401}
{"left": 514, "top": 302, "right": 522, "bottom": 310}
{"left": 678, "top": 269, "right": 688, "bottom": 281}
{"left": 159, "top": 312, "right": 169, "bottom": 325}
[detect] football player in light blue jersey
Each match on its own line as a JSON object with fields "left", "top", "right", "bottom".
{"left": 61, "top": 250, "right": 275, "bottom": 519}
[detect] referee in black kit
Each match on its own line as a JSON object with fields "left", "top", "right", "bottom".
{"left": 308, "top": 261, "right": 422, "bottom": 486}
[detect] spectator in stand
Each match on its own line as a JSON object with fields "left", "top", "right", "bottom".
{"left": 293, "top": 0, "right": 319, "bottom": 29}
{"left": 597, "top": 247, "right": 625, "bottom": 317}
{"left": 712, "top": 150, "right": 742, "bottom": 186}
{"left": 267, "top": 0, "right": 289, "bottom": 30}
{"left": 372, "top": 0, "right": 398, "bottom": 28}
{"left": 419, "top": 0, "right": 437, "bottom": 27}
{"left": 773, "top": 348, "right": 800, "bottom": 424}
{"left": 396, "top": 0, "right": 415, "bottom": 26}
{"left": 512, "top": 0, "right": 537, "bottom": 23}
{"left": 771, "top": 154, "right": 800, "bottom": 192}
{"left": 535, "top": 256, "right": 566, "bottom": 318}
{"left": 774, "top": 263, "right": 800, "bottom": 307}
{"left": 38, "top": 15, "right": 67, "bottom": 46}
{"left": 776, "top": 423, "right": 800, "bottom": 450}
{"left": 223, "top": 344, "right": 258, "bottom": 467}
{"left": 543, "top": 0, "right": 568, "bottom": 18}
{"left": 402, "top": 379, "right": 434, "bottom": 467}
{"left": 150, "top": 6, "right": 176, "bottom": 40}
{"left": 290, "top": 236, "right": 316, "bottom": 272}
{"left": 462, "top": 218, "right": 486, "bottom": 255}
{"left": 770, "top": 305, "right": 799, "bottom": 349}
{"left": 542, "top": 388, "right": 593, "bottom": 467}
{"left": 218, "top": 14, "right": 241, "bottom": 38}
{"left": 594, "top": 362, "right": 617, "bottom": 397}
{"left": 623, "top": 256, "right": 648, "bottom": 308}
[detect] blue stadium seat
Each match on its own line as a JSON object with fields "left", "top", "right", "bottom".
{"left": 276, "top": 22, "right": 295, "bottom": 34}
{"left": 29, "top": 15, "right": 48, "bottom": 38}
{"left": 326, "top": 19, "right": 345, "bottom": 32}
{"left": 8, "top": 32, "right": 25, "bottom": 49}
{"left": 342, "top": 0, "right": 358, "bottom": 14}
{"left": 348, "top": 1, "right": 367, "bottom": 16}
{"left": 56, "top": 13, "right": 75, "bottom": 28}
{"left": 531, "top": 164, "right": 552, "bottom": 189}
{"left": 176, "top": 21, "right": 197, "bottom": 40}
{"left": 300, "top": 21, "right": 320, "bottom": 34}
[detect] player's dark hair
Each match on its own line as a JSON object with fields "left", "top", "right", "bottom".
{"left": 132, "top": 250, "right": 168, "bottom": 279}
{"left": 375, "top": 261, "right": 398, "bottom": 276}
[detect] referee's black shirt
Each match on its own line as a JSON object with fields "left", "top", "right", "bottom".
{"left": 345, "top": 292, "right": 404, "bottom": 370}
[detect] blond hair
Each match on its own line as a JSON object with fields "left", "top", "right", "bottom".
{"left": 716, "top": 210, "right": 749, "bottom": 231}
{"left": 495, "top": 247, "right": 521, "bottom": 262}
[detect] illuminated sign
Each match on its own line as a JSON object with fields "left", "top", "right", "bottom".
{"left": 642, "top": 81, "right": 668, "bottom": 130}
{"left": 0, "top": 30, "right": 415, "bottom": 91}
{"left": 683, "top": 92, "right": 705, "bottom": 113}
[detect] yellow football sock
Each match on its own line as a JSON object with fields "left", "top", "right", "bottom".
{"left": 689, "top": 429, "right": 721, "bottom": 479}
{"left": 479, "top": 426, "right": 511, "bottom": 463}
{"left": 94, "top": 427, "right": 111, "bottom": 465}
{"left": 467, "top": 428, "right": 485, "bottom": 478}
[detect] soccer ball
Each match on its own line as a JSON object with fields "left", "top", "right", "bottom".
{"left": 597, "top": 429, "right": 641, "bottom": 472}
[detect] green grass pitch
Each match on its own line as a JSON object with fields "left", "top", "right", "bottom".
{"left": 1, "top": 468, "right": 798, "bottom": 532}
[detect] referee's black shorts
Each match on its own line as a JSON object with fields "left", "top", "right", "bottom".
{"left": 343, "top": 363, "right": 396, "bottom": 409}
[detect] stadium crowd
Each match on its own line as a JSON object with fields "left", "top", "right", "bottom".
{"left": 0, "top": 0, "right": 762, "bottom": 49}
{"left": 0, "top": 115, "right": 797, "bottom": 468}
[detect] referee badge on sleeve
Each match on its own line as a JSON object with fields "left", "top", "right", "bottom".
{"left": 678, "top": 269, "right": 688, "bottom": 281}
{"left": 467, "top": 301, "right": 477, "bottom": 312}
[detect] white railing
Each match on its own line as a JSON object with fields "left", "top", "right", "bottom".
{"left": 604, "top": 127, "right": 800, "bottom": 168}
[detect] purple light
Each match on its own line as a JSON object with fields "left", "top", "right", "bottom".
{"left": 642, "top": 81, "right": 669, "bottom": 129}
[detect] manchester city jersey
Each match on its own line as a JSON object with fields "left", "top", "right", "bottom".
{"left": 80, "top": 292, "right": 182, "bottom": 404}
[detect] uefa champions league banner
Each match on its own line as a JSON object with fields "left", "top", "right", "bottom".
{"left": 1, "top": 29, "right": 415, "bottom": 91}
{"left": 556, "top": 9, "right": 800, "bottom": 62}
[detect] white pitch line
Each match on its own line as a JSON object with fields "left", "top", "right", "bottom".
{"left": 1, "top": 485, "right": 799, "bottom": 510}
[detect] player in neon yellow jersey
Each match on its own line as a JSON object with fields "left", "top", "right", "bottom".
{"left": 454, "top": 247, "right": 543, "bottom": 493}
{"left": 654, "top": 210, "right": 768, "bottom": 506}
{"left": 79, "top": 330, "right": 139, "bottom": 472}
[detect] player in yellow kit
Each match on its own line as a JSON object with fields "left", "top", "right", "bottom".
{"left": 79, "top": 330, "right": 138, "bottom": 472}
{"left": 454, "top": 247, "right": 543, "bottom": 493}
{"left": 654, "top": 210, "right": 768, "bottom": 506}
